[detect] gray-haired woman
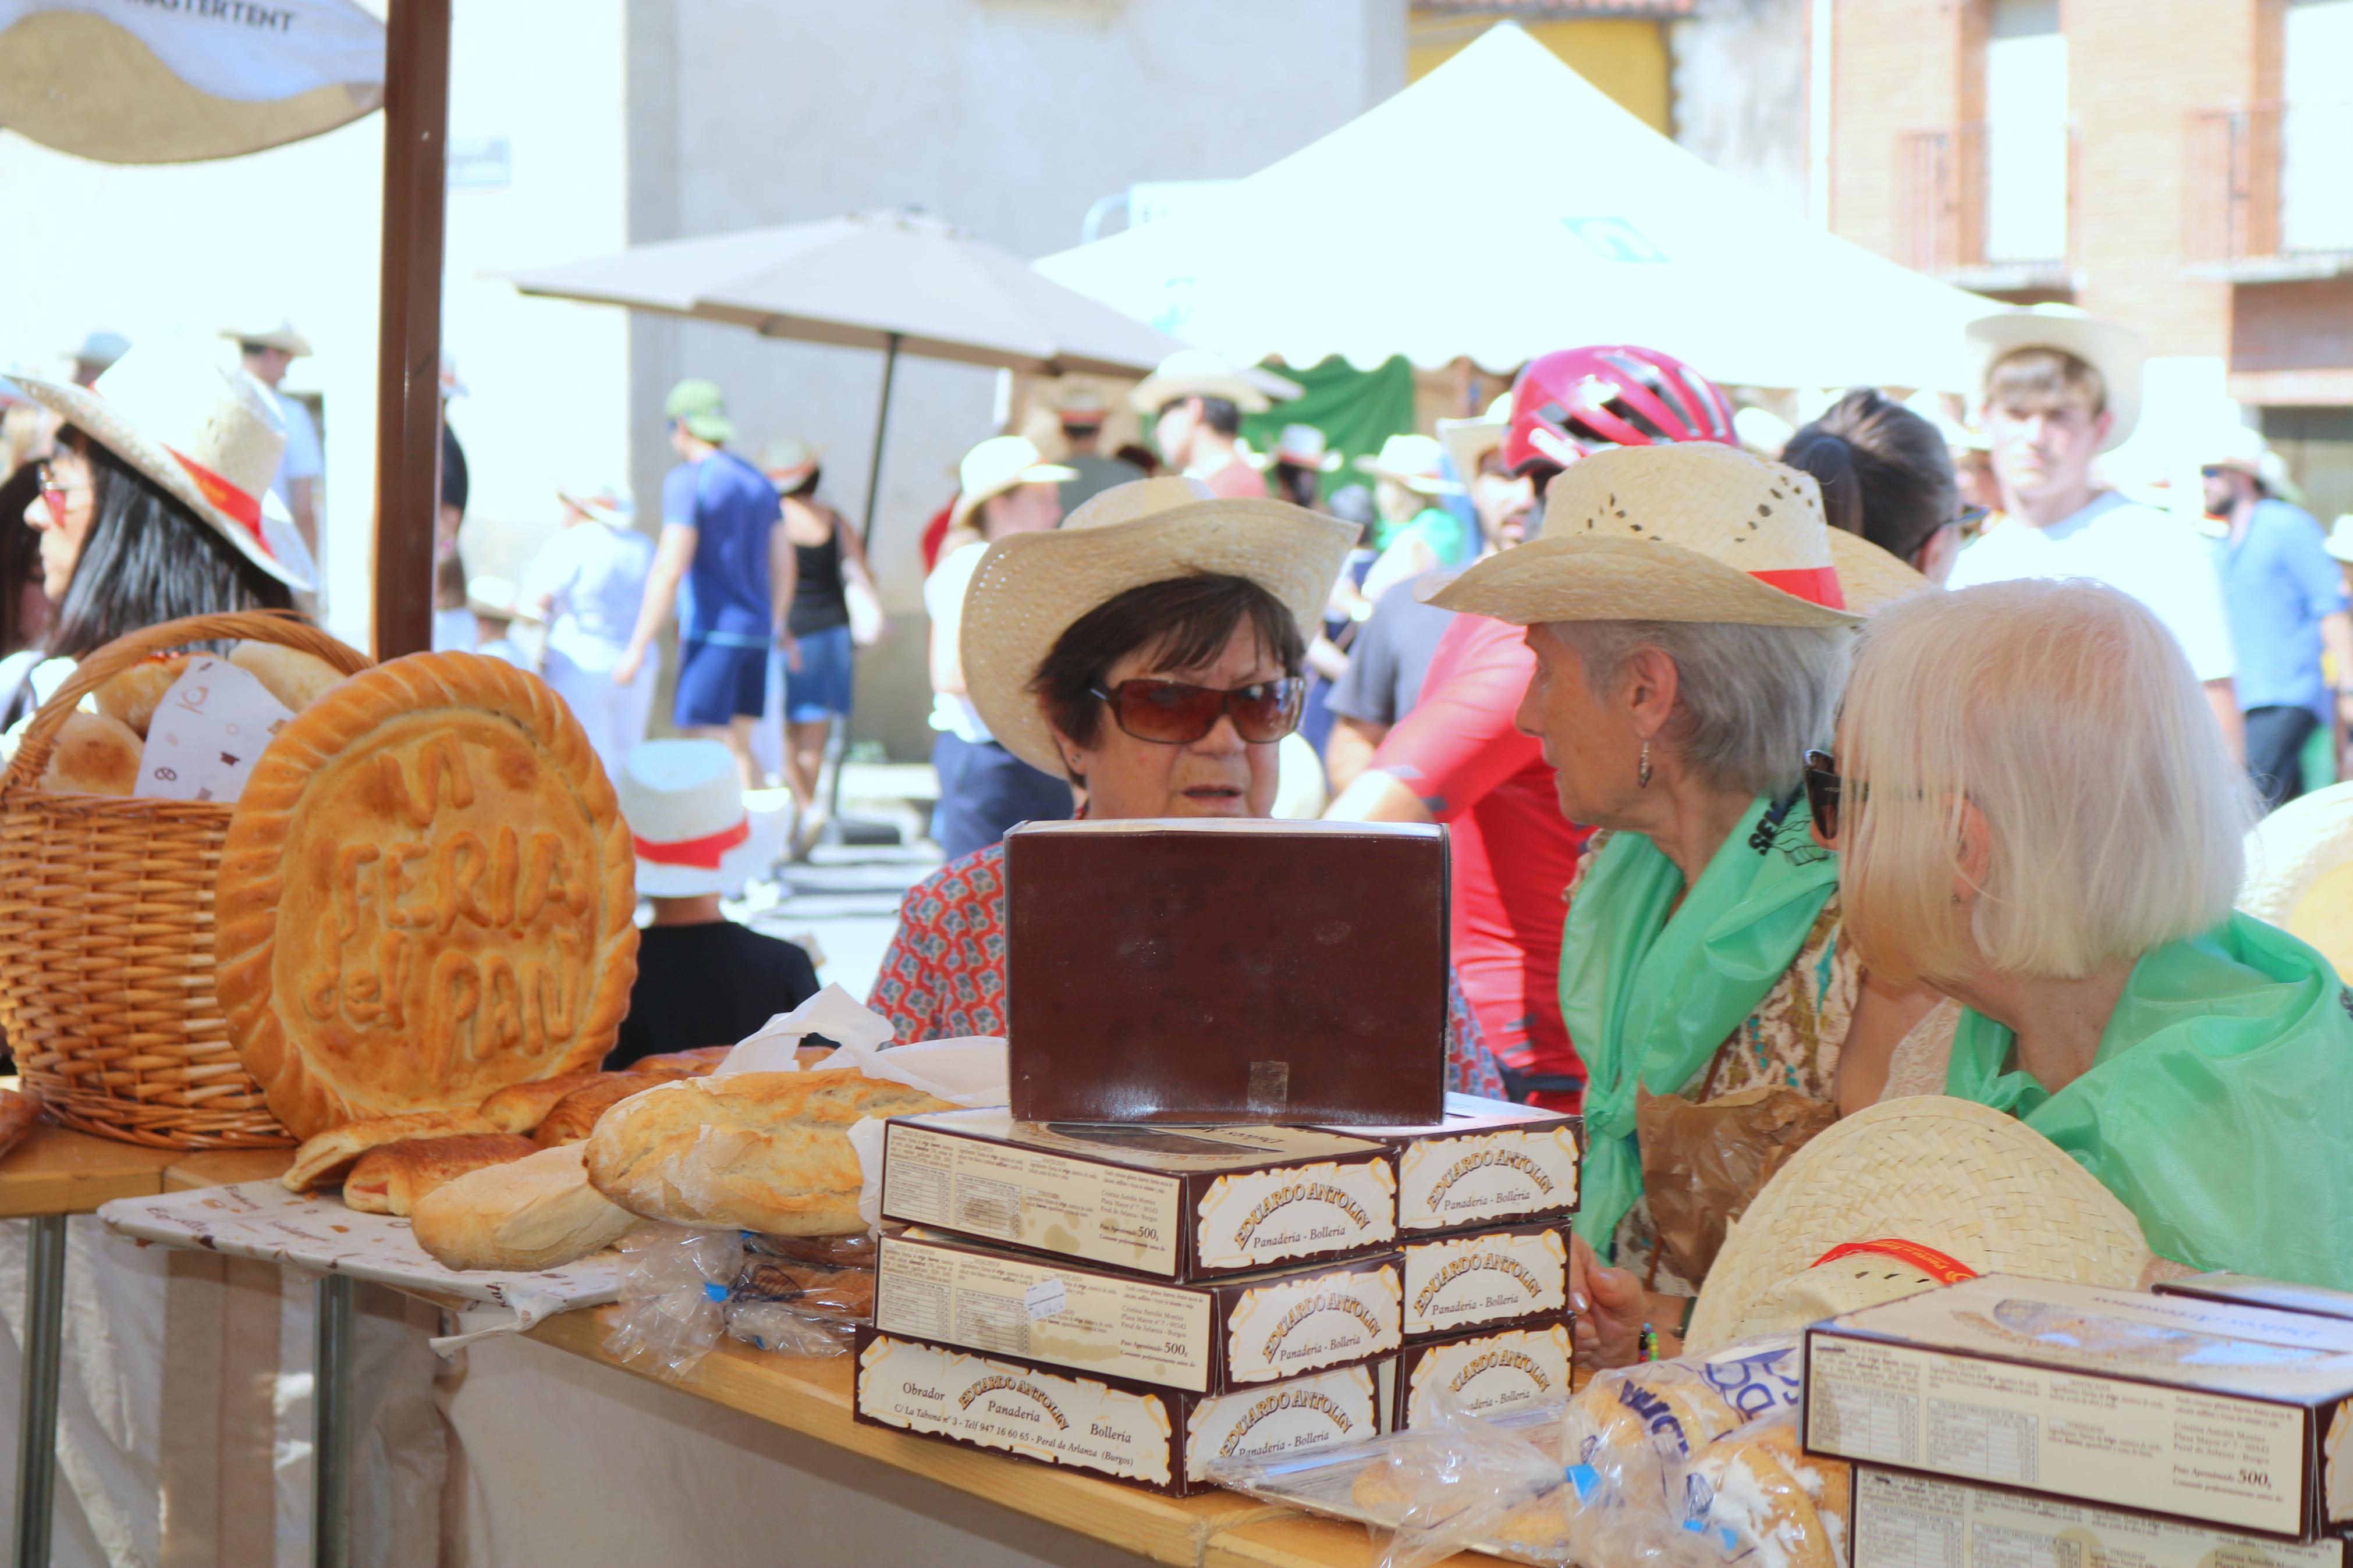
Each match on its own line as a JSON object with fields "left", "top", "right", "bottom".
{"left": 1431, "top": 441, "right": 1936, "bottom": 1367}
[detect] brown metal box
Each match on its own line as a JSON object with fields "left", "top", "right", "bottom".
{"left": 1004, "top": 819, "right": 1450, "bottom": 1125}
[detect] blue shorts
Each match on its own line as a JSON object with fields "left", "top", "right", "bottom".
{"left": 674, "top": 635, "right": 768, "bottom": 727}
{"left": 784, "top": 624, "right": 854, "bottom": 722}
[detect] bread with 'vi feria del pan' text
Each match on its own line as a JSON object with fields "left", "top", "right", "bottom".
{"left": 213, "top": 652, "right": 639, "bottom": 1140}
{"left": 584, "top": 1071, "right": 955, "bottom": 1236}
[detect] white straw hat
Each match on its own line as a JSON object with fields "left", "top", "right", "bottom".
{"left": 555, "top": 481, "right": 636, "bottom": 527}
{"left": 760, "top": 436, "right": 824, "bottom": 480}
{"left": 1128, "top": 349, "right": 1276, "bottom": 416}
{"left": 961, "top": 477, "right": 1357, "bottom": 775}
{"left": 1967, "top": 304, "right": 2143, "bottom": 452}
{"left": 1354, "top": 432, "right": 1466, "bottom": 497}
{"left": 16, "top": 344, "right": 308, "bottom": 589}
{"left": 2239, "top": 780, "right": 2353, "bottom": 976}
{"left": 948, "top": 435, "right": 1076, "bottom": 532}
{"left": 1259, "top": 423, "right": 1343, "bottom": 473}
{"left": 1436, "top": 393, "right": 1511, "bottom": 485}
{"left": 1052, "top": 386, "right": 1110, "bottom": 425}
{"left": 1685, "top": 1096, "right": 2152, "bottom": 1354}
{"left": 2327, "top": 515, "right": 2353, "bottom": 564}
{"left": 618, "top": 739, "right": 787, "bottom": 898}
{"left": 2202, "top": 421, "right": 2268, "bottom": 474}
{"left": 219, "top": 322, "right": 313, "bottom": 357}
{"left": 1427, "top": 443, "right": 1870, "bottom": 628}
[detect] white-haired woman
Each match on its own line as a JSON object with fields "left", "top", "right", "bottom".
{"left": 1823, "top": 578, "right": 2353, "bottom": 1289}
{"left": 1432, "top": 442, "right": 1938, "bottom": 1365}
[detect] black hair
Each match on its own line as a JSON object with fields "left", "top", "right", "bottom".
{"left": 1272, "top": 462, "right": 1323, "bottom": 510}
{"left": 0, "top": 463, "right": 47, "bottom": 655}
{"left": 1031, "top": 574, "right": 1304, "bottom": 751}
{"left": 236, "top": 341, "right": 271, "bottom": 358}
{"left": 44, "top": 429, "right": 293, "bottom": 660}
{"left": 784, "top": 464, "right": 822, "bottom": 500}
{"left": 1781, "top": 390, "right": 1961, "bottom": 569}
{"left": 1160, "top": 394, "right": 1240, "bottom": 438}
{"left": 1114, "top": 443, "right": 1159, "bottom": 477}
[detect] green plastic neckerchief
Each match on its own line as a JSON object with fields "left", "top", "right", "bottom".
{"left": 1945, "top": 912, "right": 2353, "bottom": 1291}
{"left": 1563, "top": 793, "right": 1839, "bottom": 1254}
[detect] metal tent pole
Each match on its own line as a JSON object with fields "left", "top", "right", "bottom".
{"left": 822, "top": 333, "right": 902, "bottom": 835}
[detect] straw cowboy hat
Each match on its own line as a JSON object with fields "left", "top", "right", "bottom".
{"left": 2202, "top": 421, "right": 2269, "bottom": 475}
{"left": 1128, "top": 349, "right": 1276, "bottom": 416}
{"left": 556, "top": 481, "right": 636, "bottom": 527}
{"left": 219, "top": 322, "right": 313, "bottom": 357}
{"left": 961, "top": 476, "right": 1357, "bottom": 775}
{"left": 619, "top": 739, "right": 787, "bottom": 899}
{"left": 1257, "top": 423, "right": 1343, "bottom": 473}
{"left": 761, "top": 436, "right": 824, "bottom": 482}
{"left": 1354, "top": 433, "right": 1465, "bottom": 497}
{"left": 1684, "top": 1096, "right": 2153, "bottom": 1354}
{"left": 1438, "top": 394, "right": 1512, "bottom": 485}
{"left": 1428, "top": 443, "right": 1927, "bottom": 630}
{"left": 15, "top": 343, "right": 309, "bottom": 590}
{"left": 2239, "top": 780, "right": 2353, "bottom": 977}
{"left": 2327, "top": 515, "right": 2353, "bottom": 564}
{"left": 947, "top": 435, "right": 1074, "bottom": 532}
{"left": 1966, "top": 304, "right": 2143, "bottom": 453}
{"left": 1052, "top": 386, "right": 1110, "bottom": 426}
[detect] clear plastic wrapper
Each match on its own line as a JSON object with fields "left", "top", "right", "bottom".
{"left": 1374, "top": 1395, "right": 1572, "bottom": 1568}
{"left": 725, "top": 1296, "right": 857, "bottom": 1357}
{"left": 603, "top": 1225, "right": 743, "bottom": 1381}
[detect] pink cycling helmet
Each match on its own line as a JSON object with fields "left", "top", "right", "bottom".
{"left": 1500, "top": 345, "right": 1737, "bottom": 475}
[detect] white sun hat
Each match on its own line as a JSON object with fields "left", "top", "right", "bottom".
{"left": 15, "top": 343, "right": 310, "bottom": 589}
{"left": 618, "top": 739, "right": 789, "bottom": 899}
{"left": 1428, "top": 442, "right": 1930, "bottom": 630}
{"left": 2238, "top": 779, "right": 2353, "bottom": 976}
{"left": 1436, "top": 393, "right": 1512, "bottom": 484}
{"left": 960, "top": 476, "right": 1357, "bottom": 775}
{"left": 1684, "top": 1096, "right": 2153, "bottom": 1354}
{"left": 1354, "top": 432, "right": 1467, "bottom": 497}
{"left": 555, "top": 481, "right": 636, "bottom": 527}
{"left": 2327, "top": 515, "right": 2353, "bottom": 564}
{"left": 760, "top": 436, "right": 824, "bottom": 482}
{"left": 219, "top": 322, "right": 313, "bottom": 357}
{"left": 1966, "top": 304, "right": 2144, "bottom": 453}
{"left": 1128, "top": 349, "right": 1277, "bottom": 416}
{"left": 947, "top": 435, "right": 1076, "bottom": 532}
{"left": 1259, "top": 422, "right": 1343, "bottom": 472}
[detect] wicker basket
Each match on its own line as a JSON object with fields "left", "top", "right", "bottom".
{"left": 0, "top": 612, "right": 372, "bottom": 1148}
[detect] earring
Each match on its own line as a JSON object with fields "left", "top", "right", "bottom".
{"left": 1637, "top": 741, "right": 1653, "bottom": 789}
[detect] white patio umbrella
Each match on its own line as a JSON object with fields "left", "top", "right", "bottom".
{"left": 505, "top": 207, "right": 1295, "bottom": 542}
{"left": 0, "top": 0, "right": 384, "bottom": 163}
{"left": 1037, "top": 23, "right": 1999, "bottom": 392}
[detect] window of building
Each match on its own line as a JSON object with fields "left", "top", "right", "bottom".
{"left": 1983, "top": 0, "right": 2068, "bottom": 266}
{"left": 2283, "top": 0, "right": 2353, "bottom": 255}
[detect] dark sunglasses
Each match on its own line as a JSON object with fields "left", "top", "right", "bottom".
{"left": 1802, "top": 749, "right": 1843, "bottom": 840}
{"left": 1090, "top": 677, "right": 1305, "bottom": 746}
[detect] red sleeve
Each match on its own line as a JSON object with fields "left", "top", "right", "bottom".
{"left": 1368, "top": 617, "right": 1545, "bottom": 818}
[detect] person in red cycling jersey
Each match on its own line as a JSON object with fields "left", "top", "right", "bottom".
{"left": 1322, "top": 347, "right": 1737, "bottom": 1108}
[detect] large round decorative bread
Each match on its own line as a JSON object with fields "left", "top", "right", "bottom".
{"left": 217, "top": 652, "right": 638, "bottom": 1140}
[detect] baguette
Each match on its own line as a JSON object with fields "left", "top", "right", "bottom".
{"left": 410, "top": 1144, "right": 638, "bottom": 1272}
{"left": 283, "top": 1108, "right": 498, "bottom": 1192}
{"left": 342, "top": 1133, "right": 537, "bottom": 1215}
{"left": 584, "top": 1070, "right": 955, "bottom": 1235}
{"left": 629, "top": 1046, "right": 737, "bottom": 1076}
{"left": 531, "top": 1075, "right": 673, "bottom": 1149}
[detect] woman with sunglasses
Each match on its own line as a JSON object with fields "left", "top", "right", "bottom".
{"left": 1823, "top": 578, "right": 2353, "bottom": 1289}
{"left": 1428, "top": 442, "right": 1937, "bottom": 1368}
{"left": 870, "top": 476, "right": 1504, "bottom": 1093}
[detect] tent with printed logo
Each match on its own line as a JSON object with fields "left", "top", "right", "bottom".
{"left": 1035, "top": 23, "right": 1997, "bottom": 392}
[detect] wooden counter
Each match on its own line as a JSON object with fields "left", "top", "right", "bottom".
{"left": 0, "top": 1123, "right": 182, "bottom": 1219}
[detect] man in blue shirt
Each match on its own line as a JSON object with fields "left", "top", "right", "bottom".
{"left": 2205, "top": 428, "right": 2352, "bottom": 812}
{"left": 617, "top": 378, "right": 793, "bottom": 788}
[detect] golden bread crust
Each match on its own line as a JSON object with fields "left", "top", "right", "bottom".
{"left": 217, "top": 652, "right": 638, "bottom": 1139}
{"left": 530, "top": 1074, "right": 672, "bottom": 1148}
{"left": 41, "top": 711, "right": 143, "bottom": 796}
{"left": 283, "top": 1108, "right": 498, "bottom": 1191}
{"left": 410, "top": 1143, "right": 637, "bottom": 1272}
{"left": 229, "top": 642, "right": 346, "bottom": 713}
{"left": 93, "top": 655, "right": 190, "bottom": 737}
{"left": 342, "top": 1132, "right": 535, "bottom": 1215}
{"left": 584, "top": 1069, "right": 955, "bottom": 1235}
{"left": 477, "top": 1071, "right": 613, "bottom": 1135}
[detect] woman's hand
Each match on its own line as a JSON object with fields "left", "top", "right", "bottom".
{"left": 613, "top": 643, "right": 644, "bottom": 687}
{"left": 1570, "top": 1233, "right": 1683, "bottom": 1372}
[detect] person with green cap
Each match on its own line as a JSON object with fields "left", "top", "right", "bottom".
{"left": 617, "top": 377, "right": 793, "bottom": 789}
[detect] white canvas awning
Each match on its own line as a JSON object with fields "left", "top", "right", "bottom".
{"left": 1037, "top": 24, "right": 1997, "bottom": 392}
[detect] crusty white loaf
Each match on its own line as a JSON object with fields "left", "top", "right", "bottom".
{"left": 410, "top": 1144, "right": 637, "bottom": 1272}
{"left": 93, "top": 655, "right": 189, "bottom": 738}
{"left": 584, "top": 1069, "right": 955, "bottom": 1235}
{"left": 342, "top": 1133, "right": 536, "bottom": 1215}
{"left": 229, "top": 642, "right": 346, "bottom": 713}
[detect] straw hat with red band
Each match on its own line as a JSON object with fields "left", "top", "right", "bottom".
{"left": 1426, "top": 442, "right": 1930, "bottom": 630}
{"left": 1683, "top": 1096, "right": 2153, "bottom": 1354}
{"left": 15, "top": 344, "right": 310, "bottom": 591}
{"left": 617, "top": 738, "right": 786, "bottom": 898}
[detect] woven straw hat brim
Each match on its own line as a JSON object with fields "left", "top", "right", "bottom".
{"left": 1826, "top": 528, "right": 1935, "bottom": 617}
{"left": 1353, "top": 456, "right": 1465, "bottom": 497}
{"left": 2238, "top": 782, "right": 2353, "bottom": 966}
{"left": 1426, "top": 532, "right": 1866, "bottom": 629}
{"left": 1128, "top": 371, "right": 1273, "bottom": 416}
{"left": 961, "top": 500, "right": 1358, "bottom": 776}
{"left": 1436, "top": 413, "right": 1507, "bottom": 488}
{"left": 948, "top": 463, "right": 1078, "bottom": 533}
{"left": 1685, "top": 1095, "right": 2152, "bottom": 1354}
{"left": 15, "top": 373, "right": 305, "bottom": 590}
{"left": 1967, "top": 310, "right": 2142, "bottom": 453}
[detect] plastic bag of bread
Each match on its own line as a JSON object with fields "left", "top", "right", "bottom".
{"left": 584, "top": 1070, "right": 955, "bottom": 1235}
{"left": 1682, "top": 1411, "right": 1850, "bottom": 1568}
{"left": 604, "top": 1224, "right": 743, "bottom": 1381}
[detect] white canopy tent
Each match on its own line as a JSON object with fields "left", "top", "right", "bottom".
{"left": 1038, "top": 24, "right": 1997, "bottom": 393}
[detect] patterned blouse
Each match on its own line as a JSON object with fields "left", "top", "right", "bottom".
{"left": 871, "top": 842, "right": 1508, "bottom": 1098}
{"left": 1607, "top": 890, "right": 1862, "bottom": 1295}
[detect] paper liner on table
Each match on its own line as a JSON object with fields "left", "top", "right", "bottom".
{"left": 99, "top": 1180, "right": 618, "bottom": 1353}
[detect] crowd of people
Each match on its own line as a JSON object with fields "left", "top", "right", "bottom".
{"left": 881, "top": 310, "right": 2353, "bottom": 1370}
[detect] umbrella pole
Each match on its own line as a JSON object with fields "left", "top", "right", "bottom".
{"left": 818, "top": 332, "right": 900, "bottom": 840}
{"left": 369, "top": 0, "right": 452, "bottom": 661}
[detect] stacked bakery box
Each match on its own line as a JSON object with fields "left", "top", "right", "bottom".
{"left": 1800, "top": 1272, "right": 2353, "bottom": 1566}
{"left": 850, "top": 820, "right": 1582, "bottom": 1495}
